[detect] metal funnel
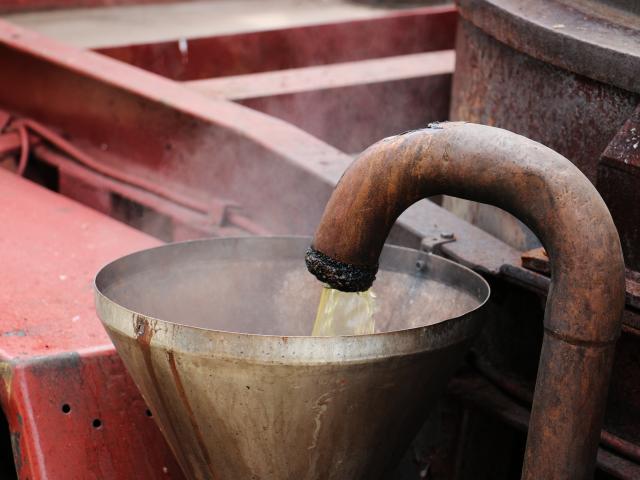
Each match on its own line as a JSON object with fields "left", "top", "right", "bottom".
{"left": 94, "top": 236, "right": 489, "bottom": 480}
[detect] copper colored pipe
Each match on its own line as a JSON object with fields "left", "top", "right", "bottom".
{"left": 306, "top": 122, "right": 625, "bottom": 479}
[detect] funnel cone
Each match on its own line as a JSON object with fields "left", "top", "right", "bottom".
{"left": 95, "top": 237, "right": 489, "bottom": 479}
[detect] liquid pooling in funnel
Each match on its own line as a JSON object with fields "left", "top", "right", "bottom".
{"left": 312, "top": 287, "right": 378, "bottom": 336}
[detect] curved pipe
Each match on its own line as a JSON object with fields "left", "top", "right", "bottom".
{"left": 306, "top": 122, "right": 625, "bottom": 479}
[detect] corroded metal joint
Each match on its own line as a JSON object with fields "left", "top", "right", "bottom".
{"left": 305, "top": 247, "right": 377, "bottom": 292}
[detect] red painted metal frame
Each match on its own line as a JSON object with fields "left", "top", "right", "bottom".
{"left": 0, "top": 169, "right": 185, "bottom": 478}
{"left": 187, "top": 51, "right": 454, "bottom": 153}
{"left": 94, "top": 7, "right": 458, "bottom": 154}
{"left": 0, "top": 20, "right": 352, "bottom": 238}
{"left": 0, "top": 9, "right": 462, "bottom": 240}
{"left": 97, "top": 6, "right": 457, "bottom": 80}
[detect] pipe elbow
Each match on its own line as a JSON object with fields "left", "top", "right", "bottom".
{"left": 307, "top": 122, "right": 625, "bottom": 342}
{"left": 306, "top": 122, "right": 626, "bottom": 480}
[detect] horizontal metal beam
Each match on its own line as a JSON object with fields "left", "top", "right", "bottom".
{"left": 188, "top": 51, "right": 454, "bottom": 153}
{"left": 187, "top": 51, "right": 455, "bottom": 100}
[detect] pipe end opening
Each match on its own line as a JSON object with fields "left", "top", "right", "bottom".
{"left": 305, "top": 247, "right": 377, "bottom": 292}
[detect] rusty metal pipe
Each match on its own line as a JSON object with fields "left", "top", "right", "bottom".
{"left": 306, "top": 122, "right": 626, "bottom": 479}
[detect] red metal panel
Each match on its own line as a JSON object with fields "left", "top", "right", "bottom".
{"left": 0, "top": 169, "right": 183, "bottom": 478}
{"left": 0, "top": 169, "right": 156, "bottom": 357}
{"left": 187, "top": 51, "right": 455, "bottom": 100}
{"left": 3, "top": 349, "right": 184, "bottom": 479}
{"left": 236, "top": 75, "right": 451, "bottom": 153}
{"left": 188, "top": 51, "right": 454, "bottom": 152}
{"left": 96, "top": 6, "right": 457, "bottom": 81}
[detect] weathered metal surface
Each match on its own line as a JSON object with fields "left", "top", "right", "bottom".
{"left": 597, "top": 105, "right": 640, "bottom": 273}
{"left": 626, "top": 273, "right": 640, "bottom": 311}
{"left": 0, "top": 19, "right": 355, "bottom": 239}
{"left": 522, "top": 246, "right": 640, "bottom": 312}
{"left": 449, "top": 16, "right": 639, "bottom": 250}
{"left": 441, "top": 192, "right": 539, "bottom": 250}
{"left": 392, "top": 198, "right": 522, "bottom": 275}
{"left": 3, "top": 4, "right": 635, "bottom": 476}
{"left": 0, "top": 169, "right": 182, "bottom": 478}
{"left": 96, "top": 5, "right": 457, "bottom": 81}
{"left": 187, "top": 51, "right": 454, "bottom": 101}
{"left": 520, "top": 247, "right": 549, "bottom": 275}
{"left": 460, "top": 277, "right": 640, "bottom": 480}
{"left": 0, "top": 168, "right": 159, "bottom": 355}
{"left": 477, "top": 250, "right": 640, "bottom": 476}
{"left": 499, "top": 263, "right": 550, "bottom": 297}
{"left": 455, "top": 0, "right": 640, "bottom": 95}
{"left": 95, "top": 237, "right": 490, "bottom": 479}
{"left": 0, "top": 16, "right": 519, "bottom": 268}
{"left": 448, "top": 371, "right": 640, "bottom": 480}
{"left": 308, "top": 123, "right": 625, "bottom": 479}
{"left": 0, "top": 6, "right": 522, "bottom": 292}
{"left": 3, "top": 350, "right": 185, "bottom": 479}
{"left": 450, "top": 6, "right": 640, "bottom": 473}
{"left": 473, "top": 330, "right": 640, "bottom": 466}
{"left": 187, "top": 51, "right": 454, "bottom": 153}
{"left": 2, "top": 109, "right": 269, "bottom": 239}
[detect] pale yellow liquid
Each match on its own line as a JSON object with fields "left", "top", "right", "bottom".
{"left": 311, "top": 287, "right": 377, "bottom": 336}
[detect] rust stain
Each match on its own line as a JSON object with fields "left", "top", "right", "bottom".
{"left": 167, "top": 351, "right": 217, "bottom": 479}
{"left": 0, "top": 361, "right": 14, "bottom": 399}
{"left": 134, "top": 315, "right": 193, "bottom": 474}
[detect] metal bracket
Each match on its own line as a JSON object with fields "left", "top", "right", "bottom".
{"left": 420, "top": 231, "right": 457, "bottom": 254}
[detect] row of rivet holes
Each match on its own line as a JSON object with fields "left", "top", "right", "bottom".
{"left": 61, "top": 403, "right": 153, "bottom": 429}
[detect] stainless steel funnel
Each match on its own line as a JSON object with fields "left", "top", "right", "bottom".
{"left": 94, "top": 236, "right": 489, "bottom": 480}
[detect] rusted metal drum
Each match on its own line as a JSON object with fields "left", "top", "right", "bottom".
{"left": 449, "top": 0, "right": 640, "bottom": 250}
{"left": 95, "top": 236, "right": 489, "bottom": 480}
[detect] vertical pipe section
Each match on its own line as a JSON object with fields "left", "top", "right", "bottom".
{"left": 307, "top": 122, "right": 625, "bottom": 479}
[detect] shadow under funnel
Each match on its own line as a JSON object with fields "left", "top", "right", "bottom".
{"left": 94, "top": 236, "right": 489, "bottom": 480}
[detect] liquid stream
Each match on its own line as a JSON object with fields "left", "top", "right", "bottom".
{"left": 311, "top": 287, "right": 377, "bottom": 336}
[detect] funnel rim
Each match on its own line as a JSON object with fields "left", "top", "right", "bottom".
{"left": 95, "top": 236, "right": 490, "bottom": 363}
